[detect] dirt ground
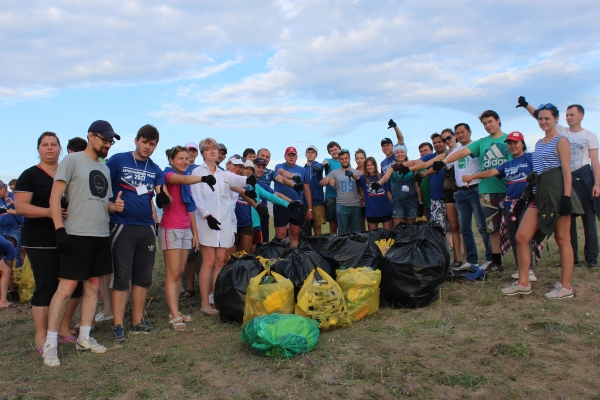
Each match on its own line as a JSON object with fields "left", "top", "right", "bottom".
{"left": 1, "top": 225, "right": 599, "bottom": 399}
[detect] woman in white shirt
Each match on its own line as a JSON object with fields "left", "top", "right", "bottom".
{"left": 190, "top": 138, "right": 255, "bottom": 315}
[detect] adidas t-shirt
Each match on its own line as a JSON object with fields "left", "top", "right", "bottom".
{"left": 467, "top": 134, "right": 511, "bottom": 194}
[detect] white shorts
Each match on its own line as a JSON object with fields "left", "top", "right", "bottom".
{"left": 158, "top": 227, "right": 193, "bottom": 251}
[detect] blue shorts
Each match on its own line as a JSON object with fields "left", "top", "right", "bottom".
{"left": 273, "top": 204, "right": 304, "bottom": 227}
{"left": 392, "top": 195, "right": 418, "bottom": 219}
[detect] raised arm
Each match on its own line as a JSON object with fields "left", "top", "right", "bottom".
{"left": 388, "top": 119, "right": 404, "bottom": 145}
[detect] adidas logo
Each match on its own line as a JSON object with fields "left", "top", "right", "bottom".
{"left": 148, "top": 245, "right": 155, "bottom": 251}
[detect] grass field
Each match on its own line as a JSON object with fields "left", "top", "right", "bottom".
{"left": 1, "top": 222, "right": 600, "bottom": 399}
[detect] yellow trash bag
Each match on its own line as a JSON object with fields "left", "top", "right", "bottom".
{"left": 243, "top": 270, "right": 295, "bottom": 325}
{"left": 295, "top": 267, "right": 351, "bottom": 331}
{"left": 231, "top": 250, "right": 247, "bottom": 259}
{"left": 336, "top": 267, "right": 381, "bottom": 322}
{"left": 12, "top": 262, "right": 23, "bottom": 286}
{"left": 256, "top": 255, "right": 279, "bottom": 270}
{"left": 375, "top": 238, "right": 395, "bottom": 256}
{"left": 18, "top": 255, "right": 35, "bottom": 303}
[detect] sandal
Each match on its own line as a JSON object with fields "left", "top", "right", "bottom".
{"left": 179, "top": 290, "right": 194, "bottom": 301}
{"left": 169, "top": 314, "right": 193, "bottom": 322}
{"left": 200, "top": 308, "right": 219, "bottom": 316}
{"left": 0, "top": 303, "right": 18, "bottom": 309}
{"left": 169, "top": 317, "right": 186, "bottom": 331}
{"left": 58, "top": 335, "right": 77, "bottom": 345}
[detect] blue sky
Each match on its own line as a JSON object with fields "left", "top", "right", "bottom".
{"left": 2, "top": 0, "right": 600, "bottom": 182}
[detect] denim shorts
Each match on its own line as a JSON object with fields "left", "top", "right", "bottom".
{"left": 392, "top": 195, "right": 418, "bottom": 218}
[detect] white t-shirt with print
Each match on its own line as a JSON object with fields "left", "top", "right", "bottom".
{"left": 448, "top": 144, "right": 481, "bottom": 188}
{"left": 557, "top": 123, "right": 599, "bottom": 171}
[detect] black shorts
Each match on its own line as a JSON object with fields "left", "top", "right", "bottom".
{"left": 26, "top": 248, "right": 82, "bottom": 307}
{"left": 366, "top": 215, "right": 392, "bottom": 224}
{"left": 59, "top": 235, "right": 112, "bottom": 281}
{"left": 443, "top": 188, "right": 457, "bottom": 204}
{"left": 273, "top": 204, "right": 305, "bottom": 227}
{"left": 110, "top": 224, "right": 157, "bottom": 290}
{"left": 237, "top": 225, "right": 254, "bottom": 237}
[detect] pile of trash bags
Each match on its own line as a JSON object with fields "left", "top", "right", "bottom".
{"left": 253, "top": 238, "right": 289, "bottom": 259}
{"left": 302, "top": 232, "right": 384, "bottom": 271}
{"left": 271, "top": 247, "right": 332, "bottom": 297}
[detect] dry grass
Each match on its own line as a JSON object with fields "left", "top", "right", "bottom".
{"left": 1, "top": 224, "right": 600, "bottom": 399}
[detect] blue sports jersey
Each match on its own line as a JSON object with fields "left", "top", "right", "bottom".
{"left": 107, "top": 152, "right": 166, "bottom": 226}
{"left": 304, "top": 161, "right": 324, "bottom": 206}
{"left": 0, "top": 235, "right": 15, "bottom": 261}
{"left": 235, "top": 186, "right": 253, "bottom": 227}
{"left": 0, "top": 192, "right": 23, "bottom": 231}
{"left": 323, "top": 158, "right": 341, "bottom": 198}
{"left": 359, "top": 175, "right": 392, "bottom": 218}
{"left": 495, "top": 153, "right": 533, "bottom": 205}
{"left": 273, "top": 163, "right": 307, "bottom": 202}
{"left": 257, "top": 168, "right": 279, "bottom": 205}
{"left": 381, "top": 154, "right": 396, "bottom": 175}
{"left": 419, "top": 153, "right": 444, "bottom": 200}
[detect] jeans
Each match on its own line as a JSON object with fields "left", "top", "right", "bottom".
{"left": 454, "top": 187, "right": 491, "bottom": 265}
{"left": 570, "top": 179, "right": 598, "bottom": 263}
{"left": 336, "top": 204, "right": 362, "bottom": 235}
{"left": 0, "top": 228, "right": 22, "bottom": 267}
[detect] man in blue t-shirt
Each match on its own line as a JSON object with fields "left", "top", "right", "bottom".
{"left": 106, "top": 124, "right": 165, "bottom": 341}
{"left": 304, "top": 145, "right": 325, "bottom": 235}
{"left": 274, "top": 147, "right": 313, "bottom": 248}
{"left": 322, "top": 141, "right": 342, "bottom": 235}
{"left": 0, "top": 181, "right": 24, "bottom": 267}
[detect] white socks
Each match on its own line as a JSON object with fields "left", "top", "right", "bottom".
{"left": 45, "top": 331, "right": 58, "bottom": 347}
{"left": 78, "top": 326, "right": 91, "bottom": 342}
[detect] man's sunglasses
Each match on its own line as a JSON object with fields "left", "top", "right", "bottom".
{"left": 537, "top": 103, "right": 556, "bottom": 110}
{"left": 441, "top": 135, "right": 453, "bottom": 142}
{"left": 231, "top": 154, "right": 246, "bottom": 162}
{"left": 93, "top": 134, "right": 115, "bottom": 146}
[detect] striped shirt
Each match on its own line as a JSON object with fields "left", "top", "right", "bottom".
{"left": 532, "top": 135, "right": 565, "bottom": 174}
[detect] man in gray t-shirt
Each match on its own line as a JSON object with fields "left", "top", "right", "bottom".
{"left": 319, "top": 149, "right": 362, "bottom": 235}
{"left": 42, "top": 120, "right": 124, "bottom": 368}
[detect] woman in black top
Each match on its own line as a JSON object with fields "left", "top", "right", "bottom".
{"left": 14, "top": 132, "right": 82, "bottom": 353}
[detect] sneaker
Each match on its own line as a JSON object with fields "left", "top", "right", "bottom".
{"left": 451, "top": 261, "right": 477, "bottom": 273}
{"left": 76, "top": 337, "right": 107, "bottom": 353}
{"left": 42, "top": 343, "right": 60, "bottom": 367}
{"left": 130, "top": 319, "right": 158, "bottom": 334}
{"left": 484, "top": 262, "right": 504, "bottom": 272}
{"left": 113, "top": 324, "right": 127, "bottom": 343}
{"left": 587, "top": 260, "right": 599, "bottom": 269}
{"left": 208, "top": 293, "right": 215, "bottom": 306}
{"left": 510, "top": 270, "right": 537, "bottom": 282}
{"left": 95, "top": 312, "right": 113, "bottom": 322}
{"left": 501, "top": 281, "right": 532, "bottom": 296}
{"left": 545, "top": 283, "right": 573, "bottom": 299}
{"left": 479, "top": 261, "right": 491, "bottom": 270}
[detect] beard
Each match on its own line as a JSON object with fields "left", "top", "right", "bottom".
{"left": 95, "top": 146, "right": 110, "bottom": 159}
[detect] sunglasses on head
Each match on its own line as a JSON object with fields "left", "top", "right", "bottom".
{"left": 537, "top": 103, "right": 556, "bottom": 110}
{"left": 232, "top": 154, "right": 246, "bottom": 162}
{"left": 441, "top": 135, "right": 453, "bottom": 142}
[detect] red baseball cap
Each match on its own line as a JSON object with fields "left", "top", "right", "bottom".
{"left": 505, "top": 131, "right": 525, "bottom": 142}
{"left": 285, "top": 146, "right": 297, "bottom": 155}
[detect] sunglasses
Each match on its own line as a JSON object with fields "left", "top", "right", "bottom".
{"left": 231, "top": 154, "right": 246, "bottom": 162}
{"left": 441, "top": 135, "right": 453, "bottom": 142}
{"left": 537, "top": 103, "right": 556, "bottom": 110}
{"left": 93, "top": 134, "right": 115, "bottom": 146}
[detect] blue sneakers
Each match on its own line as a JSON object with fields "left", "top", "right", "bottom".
{"left": 113, "top": 324, "right": 127, "bottom": 343}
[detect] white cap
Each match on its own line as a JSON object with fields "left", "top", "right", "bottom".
{"left": 228, "top": 155, "right": 244, "bottom": 165}
{"left": 185, "top": 141, "right": 199, "bottom": 150}
{"left": 306, "top": 145, "right": 318, "bottom": 154}
{"left": 244, "top": 159, "right": 255, "bottom": 169}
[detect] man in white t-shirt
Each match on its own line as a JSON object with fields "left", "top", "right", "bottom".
{"left": 518, "top": 97, "right": 600, "bottom": 268}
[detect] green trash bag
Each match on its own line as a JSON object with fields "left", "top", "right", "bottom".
{"left": 240, "top": 313, "right": 320, "bottom": 358}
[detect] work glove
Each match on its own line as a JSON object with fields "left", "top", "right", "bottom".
{"left": 516, "top": 96, "right": 528, "bottom": 108}
{"left": 387, "top": 119, "right": 397, "bottom": 129}
{"left": 246, "top": 175, "right": 257, "bottom": 185}
{"left": 324, "top": 164, "right": 330, "bottom": 175}
{"left": 293, "top": 183, "right": 303, "bottom": 194}
{"left": 417, "top": 203, "right": 424, "bottom": 218}
{"left": 415, "top": 172, "right": 424, "bottom": 185}
{"left": 292, "top": 174, "right": 302, "bottom": 184}
{"left": 312, "top": 164, "right": 320, "bottom": 173}
{"left": 245, "top": 190, "right": 257, "bottom": 200}
{"left": 370, "top": 182, "right": 381, "bottom": 191}
{"left": 156, "top": 190, "right": 170, "bottom": 208}
{"left": 345, "top": 170, "right": 354, "bottom": 178}
{"left": 558, "top": 196, "right": 571, "bottom": 216}
{"left": 201, "top": 175, "right": 216, "bottom": 191}
{"left": 255, "top": 205, "right": 269, "bottom": 219}
{"left": 206, "top": 215, "right": 221, "bottom": 230}
{"left": 55, "top": 227, "right": 70, "bottom": 252}
{"left": 432, "top": 161, "right": 446, "bottom": 174}
{"left": 287, "top": 200, "right": 303, "bottom": 211}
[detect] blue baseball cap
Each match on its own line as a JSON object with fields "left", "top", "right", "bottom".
{"left": 88, "top": 120, "right": 120, "bottom": 140}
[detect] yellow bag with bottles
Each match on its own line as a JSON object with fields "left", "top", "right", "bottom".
{"left": 243, "top": 270, "right": 295, "bottom": 325}
{"left": 336, "top": 267, "right": 381, "bottom": 322}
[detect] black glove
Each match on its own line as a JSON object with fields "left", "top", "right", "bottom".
{"left": 432, "top": 161, "right": 445, "bottom": 174}
{"left": 156, "top": 190, "right": 171, "bottom": 208}
{"left": 246, "top": 175, "right": 256, "bottom": 186}
{"left": 154, "top": 224, "right": 159, "bottom": 236}
{"left": 417, "top": 203, "right": 424, "bottom": 218}
{"left": 370, "top": 182, "right": 380, "bottom": 191}
{"left": 293, "top": 183, "right": 303, "bottom": 194}
{"left": 516, "top": 96, "right": 528, "bottom": 108}
{"left": 255, "top": 205, "right": 269, "bottom": 219}
{"left": 387, "top": 119, "right": 397, "bottom": 129}
{"left": 324, "top": 164, "right": 330, "bottom": 175}
{"left": 245, "top": 190, "right": 257, "bottom": 200}
{"left": 344, "top": 170, "right": 354, "bottom": 178}
{"left": 392, "top": 163, "right": 410, "bottom": 176}
{"left": 287, "top": 200, "right": 303, "bottom": 211}
{"left": 415, "top": 172, "right": 424, "bottom": 185}
{"left": 201, "top": 175, "right": 216, "bottom": 191}
{"left": 512, "top": 198, "right": 525, "bottom": 217}
{"left": 0, "top": 208, "right": 5, "bottom": 215}
{"left": 312, "top": 164, "right": 320, "bottom": 173}
{"left": 206, "top": 215, "right": 221, "bottom": 230}
{"left": 55, "top": 227, "right": 70, "bottom": 252}
{"left": 558, "top": 195, "right": 571, "bottom": 216}
{"left": 292, "top": 174, "right": 302, "bottom": 184}
{"left": 60, "top": 197, "right": 69, "bottom": 209}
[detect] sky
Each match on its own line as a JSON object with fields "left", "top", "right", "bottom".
{"left": 2, "top": 0, "right": 600, "bottom": 182}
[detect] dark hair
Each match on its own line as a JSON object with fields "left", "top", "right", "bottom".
{"left": 430, "top": 133, "right": 441, "bottom": 140}
{"left": 8, "top": 179, "right": 17, "bottom": 187}
{"left": 364, "top": 157, "right": 381, "bottom": 179}
{"left": 243, "top": 148, "right": 256, "bottom": 158}
{"left": 355, "top": 148, "right": 366, "bottom": 157}
{"left": 441, "top": 128, "right": 454, "bottom": 136}
{"left": 533, "top": 105, "right": 559, "bottom": 119}
{"left": 257, "top": 148, "right": 269, "bottom": 155}
{"left": 136, "top": 124, "right": 160, "bottom": 142}
{"left": 327, "top": 141, "right": 341, "bottom": 152}
{"left": 479, "top": 110, "right": 500, "bottom": 122}
{"left": 166, "top": 146, "right": 188, "bottom": 160}
{"left": 454, "top": 123, "right": 471, "bottom": 132}
{"left": 67, "top": 137, "right": 87, "bottom": 152}
{"left": 419, "top": 142, "right": 433, "bottom": 151}
{"left": 37, "top": 131, "right": 61, "bottom": 148}
{"left": 567, "top": 104, "right": 585, "bottom": 115}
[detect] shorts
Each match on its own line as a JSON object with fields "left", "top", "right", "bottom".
{"left": 443, "top": 188, "right": 457, "bottom": 204}
{"left": 26, "top": 248, "right": 83, "bottom": 307}
{"left": 361, "top": 206, "right": 366, "bottom": 217}
{"left": 366, "top": 215, "right": 392, "bottom": 224}
{"left": 59, "top": 235, "right": 112, "bottom": 281}
{"left": 252, "top": 228, "right": 263, "bottom": 245}
{"left": 325, "top": 197, "right": 337, "bottom": 223}
{"left": 528, "top": 194, "right": 537, "bottom": 208}
{"left": 158, "top": 227, "right": 193, "bottom": 250}
{"left": 306, "top": 204, "right": 326, "bottom": 227}
{"left": 238, "top": 225, "right": 254, "bottom": 237}
{"left": 430, "top": 199, "right": 449, "bottom": 233}
{"left": 392, "top": 195, "right": 418, "bottom": 219}
{"left": 110, "top": 224, "right": 157, "bottom": 290}
{"left": 479, "top": 193, "right": 504, "bottom": 233}
{"left": 273, "top": 204, "right": 305, "bottom": 227}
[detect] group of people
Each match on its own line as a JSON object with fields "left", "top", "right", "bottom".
{"left": 0, "top": 96, "right": 598, "bottom": 368}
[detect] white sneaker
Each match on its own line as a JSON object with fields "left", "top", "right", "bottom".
{"left": 95, "top": 312, "right": 113, "bottom": 322}
{"left": 545, "top": 282, "right": 573, "bottom": 299}
{"left": 451, "top": 261, "right": 476, "bottom": 272}
{"left": 208, "top": 294, "right": 215, "bottom": 306}
{"left": 479, "top": 261, "right": 491, "bottom": 270}
{"left": 501, "top": 281, "right": 532, "bottom": 296}
{"left": 510, "top": 270, "right": 537, "bottom": 282}
{"left": 76, "top": 337, "right": 107, "bottom": 353}
{"left": 42, "top": 343, "right": 60, "bottom": 367}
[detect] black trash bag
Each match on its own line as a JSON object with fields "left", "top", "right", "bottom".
{"left": 214, "top": 254, "right": 264, "bottom": 323}
{"left": 253, "top": 237, "right": 289, "bottom": 259}
{"left": 363, "top": 228, "right": 391, "bottom": 243}
{"left": 272, "top": 248, "right": 332, "bottom": 297}
{"left": 381, "top": 222, "right": 450, "bottom": 308}
{"left": 301, "top": 234, "right": 337, "bottom": 254}
{"left": 304, "top": 233, "right": 383, "bottom": 271}
{"left": 391, "top": 222, "right": 421, "bottom": 242}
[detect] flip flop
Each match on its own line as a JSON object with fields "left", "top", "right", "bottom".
{"left": 58, "top": 336, "right": 77, "bottom": 345}
{"left": 0, "top": 303, "right": 18, "bottom": 309}
{"left": 200, "top": 308, "right": 219, "bottom": 316}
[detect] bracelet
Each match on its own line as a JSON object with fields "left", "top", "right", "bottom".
{"left": 442, "top": 159, "right": 447, "bottom": 165}
{"left": 308, "top": 208, "right": 313, "bottom": 211}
